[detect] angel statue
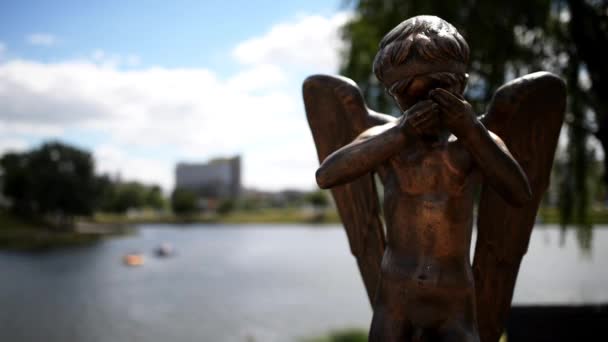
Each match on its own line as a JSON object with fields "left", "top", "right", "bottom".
{"left": 303, "top": 15, "right": 565, "bottom": 342}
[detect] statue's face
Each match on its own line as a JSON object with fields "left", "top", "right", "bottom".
{"left": 391, "top": 74, "right": 457, "bottom": 112}
{"left": 391, "top": 73, "right": 464, "bottom": 139}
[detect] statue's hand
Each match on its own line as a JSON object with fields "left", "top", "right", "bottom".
{"left": 430, "top": 88, "right": 479, "bottom": 139}
{"left": 399, "top": 100, "right": 440, "bottom": 137}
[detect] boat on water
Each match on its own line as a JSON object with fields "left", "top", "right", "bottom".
{"left": 123, "top": 253, "right": 145, "bottom": 266}
{"left": 155, "top": 243, "right": 174, "bottom": 257}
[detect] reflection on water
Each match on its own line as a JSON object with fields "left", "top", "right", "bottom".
{"left": 512, "top": 226, "right": 608, "bottom": 304}
{"left": 559, "top": 224, "right": 594, "bottom": 252}
{"left": 0, "top": 224, "right": 606, "bottom": 342}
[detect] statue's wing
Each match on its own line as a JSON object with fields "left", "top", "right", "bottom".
{"left": 474, "top": 72, "right": 566, "bottom": 342}
{"left": 303, "top": 74, "right": 389, "bottom": 306}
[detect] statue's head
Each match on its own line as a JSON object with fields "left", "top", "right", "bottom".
{"left": 373, "top": 15, "right": 470, "bottom": 111}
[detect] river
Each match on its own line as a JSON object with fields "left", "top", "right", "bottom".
{"left": 1, "top": 224, "right": 607, "bottom": 342}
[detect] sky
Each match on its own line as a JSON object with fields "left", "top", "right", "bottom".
{"left": 0, "top": 0, "right": 351, "bottom": 192}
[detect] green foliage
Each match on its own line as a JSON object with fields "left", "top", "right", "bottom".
{"left": 341, "top": 0, "right": 555, "bottom": 113}
{"left": 171, "top": 188, "right": 199, "bottom": 215}
{"left": 217, "top": 199, "right": 235, "bottom": 215}
{"left": 0, "top": 141, "right": 167, "bottom": 225}
{"left": 145, "top": 185, "right": 166, "bottom": 210}
{"left": 0, "top": 210, "right": 107, "bottom": 250}
{"left": 304, "top": 328, "right": 367, "bottom": 342}
{"left": 306, "top": 190, "right": 329, "bottom": 208}
{"left": 97, "top": 178, "right": 166, "bottom": 213}
{"left": 0, "top": 141, "right": 97, "bottom": 223}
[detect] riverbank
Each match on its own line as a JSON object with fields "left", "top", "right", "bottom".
{"left": 90, "top": 206, "right": 608, "bottom": 226}
{"left": 0, "top": 211, "right": 130, "bottom": 251}
{"left": 0, "top": 208, "right": 339, "bottom": 250}
{"left": 91, "top": 207, "right": 342, "bottom": 225}
{"left": 305, "top": 328, "right": 367, "bottom": 342}
{"left": 3, "top": 205, "right": 607, "bottom": 251}
{"left": 538, "top": 206, "right": 608, "bottom": 224}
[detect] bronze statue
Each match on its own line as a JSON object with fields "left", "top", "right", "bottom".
{"left": 303, "top": 16, "right": 565, "bottom": 342}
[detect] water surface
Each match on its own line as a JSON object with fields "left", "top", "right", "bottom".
{"left": 1, "top": 224, "right": 606, "bottom": 342}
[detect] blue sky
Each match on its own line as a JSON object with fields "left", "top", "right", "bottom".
{"left": 0, "top": 0, "right": 351, "bottom": 191}
{"left": 1, "top": 1, "right": 339, "bottom": 72}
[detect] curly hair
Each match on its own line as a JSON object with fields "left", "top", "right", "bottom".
{"left": 373, "top": 16, "right": 470, "bottom": 91}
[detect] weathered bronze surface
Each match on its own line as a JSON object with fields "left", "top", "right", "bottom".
{"left": 303, "top": 16, "right": 566, "bottom": 342}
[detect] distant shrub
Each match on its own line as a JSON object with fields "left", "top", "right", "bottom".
{"left": 304, "top": 328, "right": 367, "bottom": 342}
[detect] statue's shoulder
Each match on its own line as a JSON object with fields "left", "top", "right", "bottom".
{"left": 367, "top": 111, "right": 397, "bottom": 127}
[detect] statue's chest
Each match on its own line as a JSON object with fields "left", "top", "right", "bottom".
{"left": 388, "top": 146, "right": 469, "bottom": 195}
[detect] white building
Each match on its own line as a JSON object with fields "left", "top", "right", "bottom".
{"left": 175, "top": 156, "right": 241, "bottom": 200}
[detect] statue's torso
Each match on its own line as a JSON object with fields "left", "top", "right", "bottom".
{"left": 378, "top": 138, "right": 478, "bottom": 289}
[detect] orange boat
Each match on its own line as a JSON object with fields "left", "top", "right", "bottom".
{"left": 123, "top": 253, "right": 145, "bottom": 266}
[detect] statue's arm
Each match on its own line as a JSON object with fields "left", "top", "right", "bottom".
{"left": 316, "top": 100, "right": 437, "bottom": 189}
{"left": 430, "top": 88, "right": 532, "bottom": 206}
{"left": 461, "top": 123, "right": 531, "bottom": 206}
{"left": 316, "top": 122, "right": 405, "bottom": 189}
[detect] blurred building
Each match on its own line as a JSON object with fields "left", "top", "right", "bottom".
{"left": 175, "top": 156, "right": 241, "bottom": 201}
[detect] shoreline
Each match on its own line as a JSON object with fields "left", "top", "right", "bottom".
{"left": 3, "top": 206, "right": 608, "bottom": 252}
{"left": 0, "top": 211, "right": 132, "bottom": 251}
{"left": 89, "top": 208, "right": 342, "bottom": 226}
{"left": 0, "top": 209, "right": 340, "bottom": 251}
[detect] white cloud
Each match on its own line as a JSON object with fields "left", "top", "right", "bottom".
{"left": 0, "top": 138, "right": 28, "bottom": 155}
{"left": 0, "top": 122, "right": 64, "bottom": 136}
{"left": 0, "top": 59, "right": 314, "bottom": 190}
{"left": 0, "top": 12, "right": 349, "bottom": 191}
{"left": 89, "top": 49, "right": 141, "bottom": 68}
{"left": 26, "top": 33, "right": 58, "bottom": 46}
{"left": 233, "top": 12, "right": 351, "bottom": 72}
{"left": 226, "top": 63, "right": 287, "bottom": 92}
{"left": 94, "top": 144, "right": 174, "bottom": 190}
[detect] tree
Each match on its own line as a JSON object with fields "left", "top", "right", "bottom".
{"left": 113, "top": 182, "right": 146, "bottom": 212}
{"left": 560, "top": 0, "right": 608, "bottom": 226}
{"left": 217, "top": 199, "right": 235, "bottom": 215}
{"left": 144, "top": 185, "right": 166, "bottom": 210}
{"left": 341, "top": 0, "right": 607, "bottom": 226}
{"left": 306, "top": 190, "right": 329, "bottom": 209}
{"left": 0, "top": 141, "right": 97, "bottom": 228}
{"left": 171, "top": 188, "right": 198, "bottom": 216}
{"left": 97, "top": 178, "right": 167, "bottom": 213}
{"left": 306, "top": 190, "right": 330, "bottom": 222}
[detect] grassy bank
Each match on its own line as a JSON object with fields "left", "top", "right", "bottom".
{"left": 87, "top": 205, "right": 608, "bottom": 227}
{"left": 6, "top": 204, "right": 604, "bottom": 251}
{"left": 92, "top": 208, "right": 342, "bottom": 225}
{"left": 0, "top": 207, "right": 341, "bottom": 251}
{"left": 303, "top": 328, "right": 511, "bottom": 342}
{"left": 304, "top": 328, "right": 367, "bottom": 342}
{"left": 0, "top": 211, "right": 128, "bottom": 251}
{"left": 538, "top": 206, "right": 608, "bottom": 225}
